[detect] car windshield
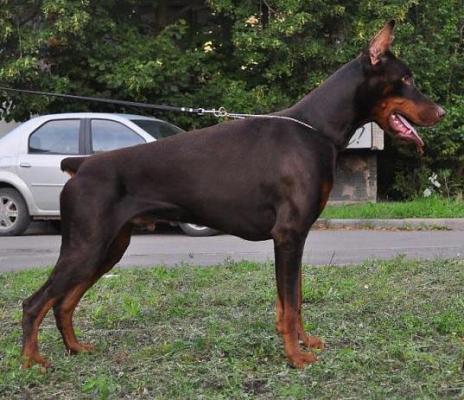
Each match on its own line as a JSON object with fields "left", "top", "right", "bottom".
{"left": 132, "top": 120, "right": 183, "bottom": 139}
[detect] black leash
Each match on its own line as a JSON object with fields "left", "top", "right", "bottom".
{"left": 0, "top": 85, "right": 317, "bottom": 131}
{"left": 0, "top": 86, "right": 372, "bottom": 147}
{"left": 0, "top": 86, "right": 204, "bottom": 115}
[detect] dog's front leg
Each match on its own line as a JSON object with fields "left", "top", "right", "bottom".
{"left": 273, "top": 235, "right": 318, "bottom": 368}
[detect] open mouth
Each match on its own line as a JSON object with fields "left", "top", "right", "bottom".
{"left": 388, "top": 113, "right": 424, "bottom": 154}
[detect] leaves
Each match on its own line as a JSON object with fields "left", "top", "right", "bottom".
{"left": 0, "top": 0, "right": 462, "bottom": 196}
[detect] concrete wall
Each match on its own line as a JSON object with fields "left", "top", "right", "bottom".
{"left": 330, "top": 151, "right": 378, "bottom": 203}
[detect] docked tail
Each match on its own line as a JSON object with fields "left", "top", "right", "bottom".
{"left": 61, "top": 157, "right": 87, "bottom": 177}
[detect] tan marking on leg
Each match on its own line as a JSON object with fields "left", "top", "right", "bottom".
{"left": 275, "top": 296, "right": 284, "bottom": 334}
{"left": 57, "top": 282, "right": 95, "bottom": 354}
{"left": 281, "top": 303, "right": 318, "bottom": 368}
{"left": 55, "top": 225, "right": 132, "bottom": 354}
{"left": 22, "top": 298, "right": 56, "bottom": 369}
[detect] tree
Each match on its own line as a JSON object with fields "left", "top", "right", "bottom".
{"left": 0, "top": 0, "right": 462, "bottom": 197}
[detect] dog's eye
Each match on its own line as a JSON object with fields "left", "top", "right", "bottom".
{"left": 402, "top": 76, "right": 414, "bottom": 85}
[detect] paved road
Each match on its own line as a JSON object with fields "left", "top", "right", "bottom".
{"left": 0, "top": 229, "right": 462, "bottom": 272}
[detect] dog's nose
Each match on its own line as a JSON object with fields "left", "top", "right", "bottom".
{"left": 436, "top": 106, "right": 446, "bottom": 120}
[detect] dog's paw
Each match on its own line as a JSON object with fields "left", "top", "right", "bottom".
{"left": 287, "top": 351, "right": 318, "bottom": 368}
{"left": 21, "top": 352, "right": 52, "bottom": 370}
{"left": 67, "top": 342, "right": 95, "bottom": 355}
{"left": 300, "top": 335, "right": 325, "bottom": 350}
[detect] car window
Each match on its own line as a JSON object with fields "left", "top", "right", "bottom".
{"left": 131, "top": 120, "right": 182, "bottom": 139}
{"left": 29, "top": 119, "right": 80, "bottom": 154}
{"left": 91, "top": 120, "right": 145, "bottom": 152}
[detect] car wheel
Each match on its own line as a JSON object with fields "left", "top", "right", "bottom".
{"left": 0, "top": 188, "right": 31, "bottom": 236}
{"left": 178, "top": 223, "right": 219, "bottom": 237}
{"left": 49, "top": 220, "right": 62, "bottom": 233}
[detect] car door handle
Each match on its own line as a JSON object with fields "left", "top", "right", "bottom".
{"left": 19, "top": 162, "right": 31, "bottom": 168}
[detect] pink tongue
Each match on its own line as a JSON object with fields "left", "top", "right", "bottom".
{"left": 396, "top": 114, "right": 424, "bottom": 146}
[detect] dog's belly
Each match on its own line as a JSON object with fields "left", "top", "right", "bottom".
{"left": 182, "top": 202, "right": 276, "bottom": 241}
{"left": 125, "top": 191, "right": 276, "bottom": 241}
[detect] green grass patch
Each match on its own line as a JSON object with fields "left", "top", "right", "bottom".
{"left": 1, "top": 259, "right": 464, "bottom": 399}
{"left": 321, "top": 197, "right": 464, "bottom": 219}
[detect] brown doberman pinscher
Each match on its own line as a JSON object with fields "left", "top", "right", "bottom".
{"left": 21, "top": 21, "right": 444, "bottom": 369}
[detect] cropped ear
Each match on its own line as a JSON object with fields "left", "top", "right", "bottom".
{"left": 369, "top": 20, "right": 395, "bottom": 65}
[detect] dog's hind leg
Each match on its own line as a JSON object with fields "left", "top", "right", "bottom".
{"left": 21, "top": 281, "right": 58, "bottom": 368}
{"left": 53, "top": 224, "right": 132, "bottom": 354}
{"left": 53, "top": 224, "right": 133, "bottom": 354}
{"left": 21, "top": 248, "right": 97, "bottom": 368}
{"left": 21, "top": 251, "right": 98, "bottom": 368}
{"left": 22, "top": 215, "right": 131, "bottom": 369}
{"left": 52, "top": 224, "right": 133, "bottom": 354}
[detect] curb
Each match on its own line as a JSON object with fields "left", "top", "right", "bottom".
{"left": 315, "top": 218, "right": 464, "bottom": 231}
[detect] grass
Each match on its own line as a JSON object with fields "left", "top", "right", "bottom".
{"left": 321, "top": 197, "right": 464, "bottom": 219}
{"left": 1, "top": 258, "right": 463, "bottom": 399}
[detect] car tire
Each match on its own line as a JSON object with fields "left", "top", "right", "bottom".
{"left": 49, "top": 220, "right": 62, "bottom": 233}
{"left": 178, "top": 223, "right": 219, "bottom": 237}
{"left": 0, "top": 188, "right": 31, "bottom": 236}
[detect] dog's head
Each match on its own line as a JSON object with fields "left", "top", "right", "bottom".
{"left": 359, "top": 20, "right": 445, "bottom": 154}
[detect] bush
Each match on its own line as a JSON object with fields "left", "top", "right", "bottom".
{"left": 0, "top": 1, "right": 462, "bottom": 197}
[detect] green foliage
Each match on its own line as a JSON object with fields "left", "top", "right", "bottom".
{"left": 82, "top": 374, "right": 118, "bottom": 400}
{"left": 0, "top": 1, "right": 462, "bottom": 196}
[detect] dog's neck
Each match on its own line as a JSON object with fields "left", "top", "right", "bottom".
{"left": 281, "top": 57, "right": 368, "bottom": 150}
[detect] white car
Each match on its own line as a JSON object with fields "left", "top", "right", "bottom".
{"left": 0, "top": 113, "right": 217, "bottom": 236}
